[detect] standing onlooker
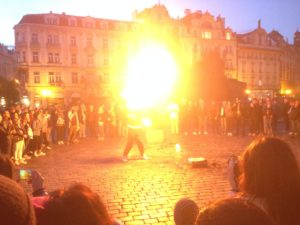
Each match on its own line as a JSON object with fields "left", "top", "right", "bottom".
{"left": 67, "top": 105, "right": 79, "bottom": 144}
{"left": 78, "top": 104, "right": 87, "bottom": 138}
{"left": 0, "top": 110, "right": 14, "bottom": 156}
{"left": 11, "top": 113, "right": 26, "bottom": 165}
{"left": 56, "top": 110, "right": 65, "bottom": 145}
{"left": 32, "top": 111, "right": 45, "bottom": 157}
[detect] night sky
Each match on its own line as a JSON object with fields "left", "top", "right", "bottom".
{"left": 0, "top": 0, "right": 299, "bottom": 45}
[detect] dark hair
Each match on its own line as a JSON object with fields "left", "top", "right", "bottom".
{"left": 0, "top": 175, "right": 36, "bottom": 225}
{"left": 196, "top": 198, "right": 275, "bottom": 225}
{"left": 174, "top": 198, "right": 199, "bottom": 225}
{"left": 0, "top": 154, "right": 14, "bottom": 179}
{"left": 239, "top": 136, "right": 300, "bottom": 225}
{"left": 39, "top": 183, "right": 112, "bottom": 225}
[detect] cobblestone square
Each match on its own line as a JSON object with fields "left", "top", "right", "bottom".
{"left": 20, "top": 134, "right": 300, "bottom": 225}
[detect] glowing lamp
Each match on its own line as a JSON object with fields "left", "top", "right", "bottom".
{"left": 245, "top": 89, "right": 251, "bottom": 95}
{"left": 41, "top": 89, "right": 52, "bottom": 97}
{"left": 0, "top": 97, "right": 6, "bottom": 106}
{"left": 22, "top": 96, "right": 30, "bottom": 106}
{"left": 285, "top": 89, "right": 292, "bottom": 95}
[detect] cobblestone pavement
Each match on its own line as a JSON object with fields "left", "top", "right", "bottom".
{"left": 20, "top": 133, "right": 300, "bottom": 225}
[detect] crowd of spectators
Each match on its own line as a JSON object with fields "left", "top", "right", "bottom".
{"left": 178, "top": 97, "right": 299, "bottom": 137}
{"left": 0, "top": 96, "right": 300, "bottom": 165}
{"left": 0, "top": 101, "right": 128, "bottom": 165}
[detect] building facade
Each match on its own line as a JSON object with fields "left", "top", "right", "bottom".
{"left": 14, "top": 4, "right": 300, "bottom": 104}
{"left": 14, "top": 12, "right": 140, "bottom": 105}
{"left": 0, "top": 44, "right": 16, "bottom": 80}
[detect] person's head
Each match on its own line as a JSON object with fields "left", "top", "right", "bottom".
{"left": 0, "top": 175, "right": 36, "bottom": 225}
{"left": 0, "top": 154, "right": 15, "bottom": 179}
{"left": 39, "top": 183, "right": 112, "bottom": 225}
{"left": 3, "top": 110, "right": 10, "bottom": 119}
{"left": 196, "top": 198, "right": 275, "bottom": 225}
{"left": 239, "top": 136, "right": 300, "bottom": 224}
{"left": 174, "top": 198, "right": 199, "bottom": 225}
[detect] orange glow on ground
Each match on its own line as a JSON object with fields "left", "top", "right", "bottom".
{"left": 122, "top": 43, "right": 178, "bottom": 110}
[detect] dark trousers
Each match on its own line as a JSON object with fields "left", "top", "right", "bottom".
{"left": 57, "top": 126, "right": 65, "bottom": 142}
{"left": 32, "top": 135, "right": 42, "bottom": 151}
{"left": 123, "top": 129, "right": 144, "bottom": 157}
{"left": 68, "top": 125, "right": 78, "bottom": 143}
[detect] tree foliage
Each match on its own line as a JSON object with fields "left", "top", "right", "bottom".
{"left": 0, "top": 77, "right": 20, "bottom": 105}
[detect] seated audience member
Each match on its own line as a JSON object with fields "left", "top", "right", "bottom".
{"left": 0, "top": 154, "right": 14, "bottom": 178}
{"left": 0, "top": 175, "right": 36, "bottom": 225}
{"left": 174, "top": 198, "right": 199, "bottom": 225}
{"left": 196, "top": 198, "right": 275, "bottom": 225}
{"left": 239, "top": 136, "right": 300, "bottom": 225}
{"left": 35, "top": 183, "right": 120, "bottom": 225}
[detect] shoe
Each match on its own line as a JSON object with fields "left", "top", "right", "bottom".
{"left": 61, "top": 141, "right": 64, "bottom": 144}
{"left": 24, "top": 155, "right": 31, "bottom": 160}
{"left": 34, "top": 151, "right": 39, "bottom": 157}
{"left": 20, "top": 159, "right": 27, "bottom": 164}
{"left": 15, "top": 160, "right": 20, "bottom": 166}
{"left": 38, "top": 152, "right": 46, "bottom": 156}
{"left": 74, "top": 139, "right": 79, "bottom": 143}
{"left": 46, "top": 146, "right": 52, "bottom": 150}
{"left": 122, "top": 156, "right": 128, "bottom": 162}
{"left": 142, "top": 155, "right": 149, "bottom": 160}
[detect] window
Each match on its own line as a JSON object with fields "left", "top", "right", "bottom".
{"left": 69, "top": 18, "right": 77, "bottom": 26}
{"left": 53, "top": 35, "right": 59, "bottom": 44}
{"left": 202, "top": 31, "right": 212, "bottom": 39}
{"left": 70, "top": 36, "right": 76, "bottom": 46}
{"left": 103, "top": 38, "right": 108, "bottom": 49}
{"left": 55, "top": 73, "right": 61, "bottom": 82}
{"left": 54, "top": 53, "right": 60, "bottom": 63}
{"left": 31, "top": 33, "right": 38, "bottom": 43}
{"left": 72, "top": 72, "right": 78, "bottom": 84}
{"left": 48, "top": 53, "right": 53, "bottom": 63}
{"left": 226, "top": 32, "right": 231, "bottom": 40}
{"left": 49, "top": 72, "right": 55, "bottom": 83}
{"left": 87, "top": 35, "right": 93, "bottom": 46}
{"left": 47, "top": 35, "right": 52, "bottom": 44}
{"left": 103, "top": 55, "right": 109, "bottom": 66}
{"left": 34, "top": 72, "right": 40, "bottom": 83}
{"left": 22, "top": 51, "right": 26, "bottom": 62}
{"left": 101, "top": 21, "right": 108, "bottom": 29}
{"left": 16, "top": 52, "right": 20, "bottom": 63}
{"left": 88, "top": 55, "right": 93, "bottom": 65}
{"left": 71, "top": 54, "right": 77, "bottom": 64}
{"left": 46, "top": 17, "right": 58, "bottom": 25}
{"left": 32, "top": 52, "right": 39, "bottom": 63}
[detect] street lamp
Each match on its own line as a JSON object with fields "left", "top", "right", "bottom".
{"left": 41, "top": 89, "right": 52, "bottom": 107}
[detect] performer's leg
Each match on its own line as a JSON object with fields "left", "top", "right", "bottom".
{"left": 123, "top": 131, "right": 134, "bottom": 157}
{"left": 135, "top": 136, "right": 145, "bottom": 157}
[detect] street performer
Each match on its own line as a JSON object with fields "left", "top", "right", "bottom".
{"left": 122, "top": 111, "right": 149, "bottom": 162}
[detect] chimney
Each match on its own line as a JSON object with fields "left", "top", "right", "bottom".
{"left": 50, "top": 11, "right": 52, "bottom": 14}
{"left": 258, "top": 19, "right": 261, "bottom": 29}
{"left": 62, "top": 12, "right": 66, "bottom": 15}
{"left": 184, "top": 9, "right": 191, "bottom": 16}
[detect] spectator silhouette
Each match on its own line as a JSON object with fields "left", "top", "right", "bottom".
{"left": 0, "top": 175, "right": 36, "bottom": 225}
{"left": 239, "top": 136, "right": 300, "bottom": 225}
{"left": 196, "top": 198, "right": 275, "bottom": 225}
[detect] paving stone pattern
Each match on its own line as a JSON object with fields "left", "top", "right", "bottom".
{"left": 20, "top": 134, "right": 300, "bottom": 225}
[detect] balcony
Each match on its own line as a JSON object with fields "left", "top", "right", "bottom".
{"left": 48, "top": 81, "right": 64, "bottom": 87}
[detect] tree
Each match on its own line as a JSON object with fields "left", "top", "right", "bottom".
{"left": 0, "top": 77, "right": 20, "bottom": 105}
{"left": 187, "top": 50, "right": 227, "bottom": 100}
{"left": 186, "top": 50, "right": 246, "bottom": 101}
